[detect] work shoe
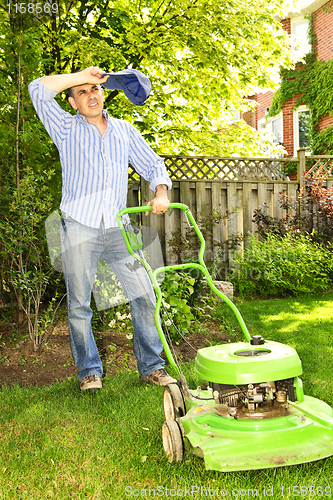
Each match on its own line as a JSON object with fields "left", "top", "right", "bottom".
{"left": 140, "top": 369, "right": 176, "bottom": 386}
{"left": 80, "top": 375, "right": 102, "bottom": 393}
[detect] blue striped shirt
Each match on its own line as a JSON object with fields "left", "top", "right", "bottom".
{"left": 28, "top": 78, "right": 172, "bottom": 228}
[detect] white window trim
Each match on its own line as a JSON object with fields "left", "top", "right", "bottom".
{"left": 290, "top": 15, "right": 311, "bottom": 55}
{"left": 258, "top": 112, "right": 283, "bottom": 145}
{"left": 226, "top": 109, "right": 241, "bottom": 124}
{"left": 293, "top": 105, "right": 311, "bottom": 156}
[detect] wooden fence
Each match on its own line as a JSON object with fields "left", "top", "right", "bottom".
{"left": 126, "top": 150, "right": 333, "bottom": 268}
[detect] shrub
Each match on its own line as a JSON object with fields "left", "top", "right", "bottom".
{"left": 230, "top": 233, "right": 333, "bottom": 297}
{"left": 167, "top": 209, "right": 235, "bottom": 264}
{"left": 252, "top": 204, "right": 287, "bottom": 239}
{"left": 300, "top": 166, "right": 333, "bottom": 242}
{"left": 160, "top": 271, "right": 196, "bottom": 339}
{"left": 0, "top": 168, "right": 64, "bottom": 351}
{"left": 253, "top": 166, "right": 333, "bottom": 245}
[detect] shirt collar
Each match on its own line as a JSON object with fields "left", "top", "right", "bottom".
{"left": 76, "top": 109, "right": 112, "bottom": 128}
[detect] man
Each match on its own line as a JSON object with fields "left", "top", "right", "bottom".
{"left": 29, "top": 66, "right": 176, "bottom": 392}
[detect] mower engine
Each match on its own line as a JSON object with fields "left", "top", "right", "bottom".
{"left": 194, "top": 338, "right": 305, "bottom": 420}
{"left": 210, "top": 378, "right": 296, "bottom": 419}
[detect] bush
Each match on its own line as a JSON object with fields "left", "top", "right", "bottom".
{"left": 160, "top": 271, "right": 196, "bottom": 339}
{"left": 230, "top": 233, "right": 333, "bottom": 297}
{"left": 253, "top": 167, "right": 333, "bottom": 246}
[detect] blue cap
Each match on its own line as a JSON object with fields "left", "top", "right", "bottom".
{"left": 100, "top": 69, "right": 151, "bottom": 106}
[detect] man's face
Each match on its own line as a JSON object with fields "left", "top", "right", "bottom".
{"left": 68, "top": 84, "right": 105, "bottom": 120}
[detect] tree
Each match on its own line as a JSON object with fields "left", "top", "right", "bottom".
{"left": 1, "top": 0, "right": 295, "bottom": 154}
{"left": 0, "top": 6, "right": 61, "bottom": 317}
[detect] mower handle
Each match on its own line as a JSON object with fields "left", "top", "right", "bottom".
{"left": 116, "top": 204, "right": 252, "bottom": 370}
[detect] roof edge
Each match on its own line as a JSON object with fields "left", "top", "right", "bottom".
{"left": 281, "top": 0, "right": 329, "bottom": 19}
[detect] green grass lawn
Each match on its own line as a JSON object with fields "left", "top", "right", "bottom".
{"left": 1, "top": 292, "right": 333, "bottom": 499}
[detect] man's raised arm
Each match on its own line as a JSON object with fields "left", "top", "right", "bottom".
{"left": 40, "top": 66, "right": 109, "bottom": 93}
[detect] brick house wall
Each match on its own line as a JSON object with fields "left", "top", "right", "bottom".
{"left": 314, "top": 4, "right": 333, "bottom": 61}
{"left": 251, "top": 0, "right": 332, "bottom": 156}
{"left": 281, "top": 17, "right": 291, "bottom": 36}
{"left": 314, "top": 3, "right": 333, "bottom": 131}
{"left": 242, "top": 96, "right": 256, "bottom": 128}
{"left": 282, "top": 96, "right": 301, "bottom": 155}
{"left": 255, "top": 92, "right": 274, "bottom": 124}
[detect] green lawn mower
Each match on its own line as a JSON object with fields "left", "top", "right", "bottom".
{"left": 117, "top": 203, "right": 333, "bottom": 472}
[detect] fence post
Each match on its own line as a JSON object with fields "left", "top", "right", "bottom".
{"left": 297, "top": 148, "right": 306, "bottom": 188}
{"left": 297, "top": 148, "right": 307, "bottom": 220}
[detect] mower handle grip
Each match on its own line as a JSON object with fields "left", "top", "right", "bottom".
{"left": 117, "top": 202, "right": 190, "bottom": 216}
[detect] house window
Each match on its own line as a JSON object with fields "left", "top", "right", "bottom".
{"left": 258, "top": 114, "right": 283, "bottom": 145}
{"left": 271, "top": 116, "right": 282, "bottom": 144}
{"left": 293, "top": 106, "right": 310, "bottom": 154}
{"left": 291, "top": 16, "right": 311, "bottom": 54}
{"left": 227, "top": 109, "right": 241, "bottom": 124}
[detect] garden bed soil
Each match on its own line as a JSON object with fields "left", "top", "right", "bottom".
{"left": 0, "top": 320, "right": 230, "bottom": 388}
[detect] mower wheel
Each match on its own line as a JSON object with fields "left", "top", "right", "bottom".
{"left": 163, "top": 384, "right": 186, "bottom": 421}
{"left": 162, "top": 420, "right": 184, "bottom": 463}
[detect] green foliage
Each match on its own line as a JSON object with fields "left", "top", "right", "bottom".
{"left": 0, "top": 168, "right": 64, "bottom": 350}
{"left": 92, "top": 258, "right": 127, "bottom": 311}
{"left": 91, "top": 300, "right": 132, "bottom": 333}
{"left": 230, "top": 233, "right": 333, "bottom": 297}
{"left": 0, "top": 0, "right": 296, "bottom": 156}
{"left": 160, "top": 271, "right": 196, "bottom": 339}
{"left": 0, "top": 12, "right": 61, "bottom": 204}
{"left": 167, "top": 209, "right": 232, "bottom": 265}
{"left": 235, "top": 168, "right": 333, "bottom": 298}
{"left": 213, "top": 119, "right": 286, "bottom": 158}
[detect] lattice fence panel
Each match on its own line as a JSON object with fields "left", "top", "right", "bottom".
{"left": 129, "top": 156, "right": 292, "bottom": 181}
{"left": 128, "top": 164, "right": 140, "bottom": 182}
{"left": 306, "top": 156, "right": 333, "bottom": 178}
{"left": 164, "top": 155, "right": 292, "bottom": 180}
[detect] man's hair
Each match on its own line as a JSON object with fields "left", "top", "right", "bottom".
{"left": 67, "top": 87, "right": 75, "bottom": 99}
{"left": 67, "top": 84, "right": 102, "bottom": 100}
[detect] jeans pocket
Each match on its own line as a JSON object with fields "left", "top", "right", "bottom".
{"left": 61, "top": 211, "right": 72, "bottom": 221}
{"left": 60, "top": 215, "right": 66, "bottom": 232}
{"left": 61, "top": 212, "right": 77, "bottom": 230}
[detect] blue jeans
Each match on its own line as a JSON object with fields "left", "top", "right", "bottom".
{"left": 60, "top": 213, "right": 165, "bottom": 381}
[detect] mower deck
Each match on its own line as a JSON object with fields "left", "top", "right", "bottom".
{"left": 181, "top": 393, "right": 333, "bottom": 471}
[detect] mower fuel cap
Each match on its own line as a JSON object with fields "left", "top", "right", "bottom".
{"left": 250, "top": 335, "right": 265, "bottom": 345}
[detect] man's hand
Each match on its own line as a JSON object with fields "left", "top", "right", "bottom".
{"left": 80, "top": 67, "right": 110, "bottom": 85}
{"left": 145, "top": 184, "right": 170, "bottom": 216}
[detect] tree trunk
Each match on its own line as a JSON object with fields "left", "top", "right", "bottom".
{"left": 17, "top": 291, "right": 24, "bottom": 326}
{"left": 15, "top": 32, "right": 24, "bottom": 327}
